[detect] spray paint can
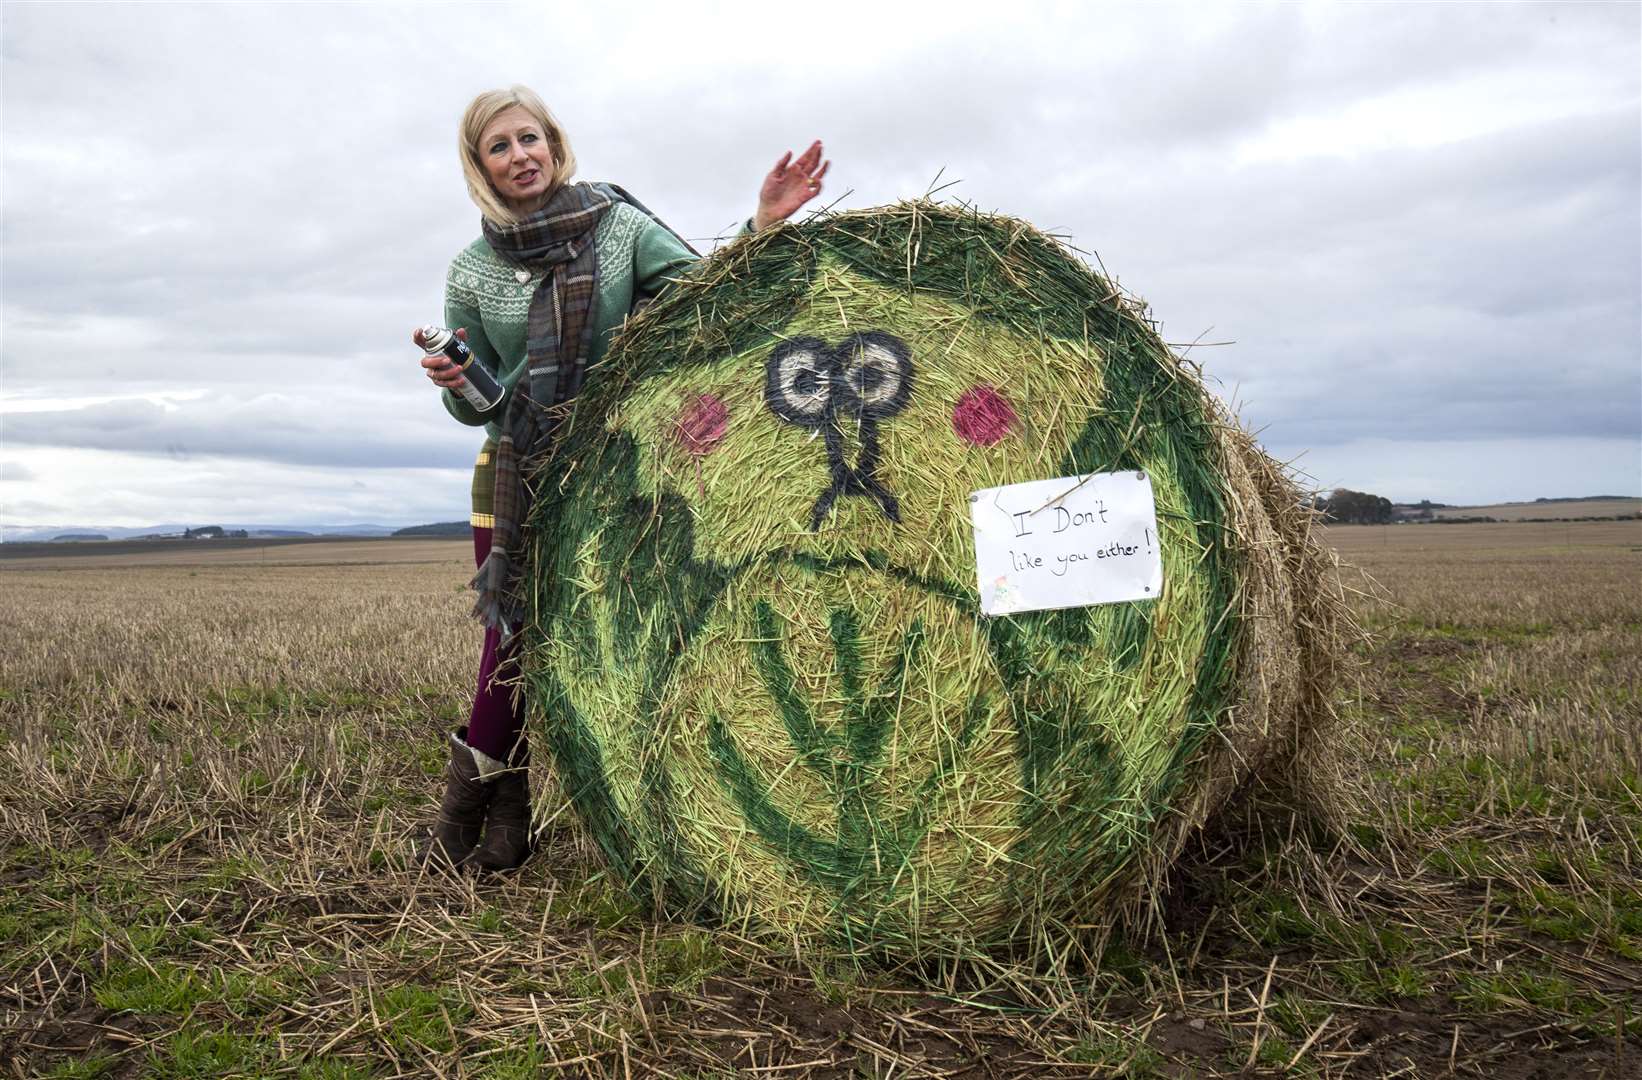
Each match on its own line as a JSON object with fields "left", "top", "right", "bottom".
{"left": 420, "top": 325, "right": 506, "bottom": 413}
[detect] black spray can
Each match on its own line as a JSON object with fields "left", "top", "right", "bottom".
{"left": 421, "top": 325, "right": 505, "bottom": 413}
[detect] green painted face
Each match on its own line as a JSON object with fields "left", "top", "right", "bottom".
{"left": 523, "top": 211, "right": 1240, "bottom": 951}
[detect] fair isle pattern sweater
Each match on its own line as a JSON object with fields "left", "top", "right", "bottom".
{"left": 440, "top": 200, "right": 698, "bottom": 437}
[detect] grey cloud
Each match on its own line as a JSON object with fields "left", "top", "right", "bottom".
{"left": 1025, "top": 108, "right": 1642, "bottom": 446}
{"left": 1, "top": 1, "right": 1637, "bottom": 524}
{"left": 1260, "top": 435, "right": 1641, "bottom": 506}
{"left": 3, "top": 391, "right": 485, "bottom": 469}
{"left": 0, "top": 454, "right": 474, "bottom": 532}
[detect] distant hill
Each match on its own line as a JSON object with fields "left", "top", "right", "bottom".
{"left": 393, "top": 521, "right": 469, "bottom": 537}
{"left": 2, "top": 522, "right": 404, "bottom": 543}
{"left": 1427, "top": 497, "right": 1640, "bottom": 522}
{"left": 51, "top": 533, "right": 108, "bottom": 542}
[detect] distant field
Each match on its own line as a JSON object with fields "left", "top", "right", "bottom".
{"left": 0, "top": 535, "right": 467, "bottom": 569}
{"left": 1427, "top": 497, "right": 1640, "bottom": 521}
{"left": 2, "top": 524, "right": 1637, "bottom": 1077}
{"left": 1328, "top": 518, "right": 1641, "bottom": 552}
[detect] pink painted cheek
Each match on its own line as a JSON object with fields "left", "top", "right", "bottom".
{"left": 952, "top": 385, "right": 1017, "bottom": 447}
{"left": 675, "top": 393, "right": 729, "bottom": 455}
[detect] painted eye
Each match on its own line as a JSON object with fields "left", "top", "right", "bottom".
{"left": 952, "top": 384, "right": 1017, "bottom": 446}
{"left": 835, "top": 331, "right": 912, "bottom": 419}
{"left": 765, "top": 337, "right": 832, "bottom": 426}
{"left": 675, "top": 393, "right": 729, "bottom": 456}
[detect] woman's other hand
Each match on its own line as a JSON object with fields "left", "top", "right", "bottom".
{"left": 754, "top": 140, "right": 829, "bottom": 230}
{"left": 415, "top": 326, "right": 469, "bottom": 389}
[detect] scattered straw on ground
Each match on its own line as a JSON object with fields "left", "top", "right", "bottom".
{"left": 2, "top": 528, "right": 1637, "bottom": 1076}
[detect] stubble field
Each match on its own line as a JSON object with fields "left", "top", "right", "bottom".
{"left": 2, "top": 523, "right": 1638, "bottom": 1078}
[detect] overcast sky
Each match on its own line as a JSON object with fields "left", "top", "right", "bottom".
{"left": 2, "top": 1, "right": 1638, "bottom": 534}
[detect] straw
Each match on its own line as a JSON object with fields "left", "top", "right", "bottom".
{"left": 516, "top": 201, "right": 1348, "bottom": 957}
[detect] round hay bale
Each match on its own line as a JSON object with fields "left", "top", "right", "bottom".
{"left": 521, "top": 202, "right": 1345, "bottom": 955}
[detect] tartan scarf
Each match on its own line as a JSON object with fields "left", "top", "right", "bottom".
{"left": 471, "top": 182, "right": 614, "bottom": 631}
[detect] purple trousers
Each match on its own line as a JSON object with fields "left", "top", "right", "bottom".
{"left": 465, "top": 526, "right": 524, "bottom": 762}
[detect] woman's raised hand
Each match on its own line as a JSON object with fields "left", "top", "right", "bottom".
{"left": 754, "top": 140, "right": 829, "bottom": 231}
{"left": 414, "top": 326, "right": 469, "bottom": 390}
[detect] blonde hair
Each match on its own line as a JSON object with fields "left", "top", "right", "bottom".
{"left": 459, "top": 85, "right": 578, "bottom": 225}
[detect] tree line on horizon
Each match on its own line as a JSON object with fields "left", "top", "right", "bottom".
{"left": 1315, "top": 488, "right": 1394, "bottom": 525}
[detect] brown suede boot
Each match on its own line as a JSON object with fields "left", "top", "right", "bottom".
{"left": 470, "top": 743, "right": 533, "bottom": 873}
{"left": 416, "top": 728, "right": 491, "bottom": 872}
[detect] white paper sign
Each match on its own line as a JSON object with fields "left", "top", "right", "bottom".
{"left": 969, "top": 471, "right": 1163, "bottom": 616}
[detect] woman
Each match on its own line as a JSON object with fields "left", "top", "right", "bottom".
{"left": 414, "top": 85, "right": 828, "bottom": 873}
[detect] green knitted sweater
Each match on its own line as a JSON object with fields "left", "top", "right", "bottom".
{"left": 440, "top": 200, "right": 703, "bottom": 437}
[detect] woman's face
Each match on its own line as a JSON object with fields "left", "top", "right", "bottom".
{"left": 479, "top": 106, "right": 556, "bottom": 212}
